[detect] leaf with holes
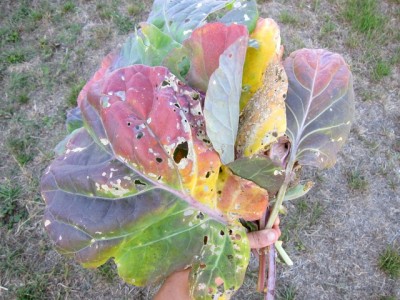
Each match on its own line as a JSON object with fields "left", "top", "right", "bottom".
{"left": 236, "top": 51, "right": 287, "bottom": 158}
{"left": 284, "top": 49, "right": 355, "bottom": 169}
{"left": 41, "top": 65, "right": 268, "bottom": 298}
{"left": 203, "top": 35, "right": 248, "bottom": 164}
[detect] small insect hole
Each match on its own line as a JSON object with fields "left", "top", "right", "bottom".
{"left": 136, "top": 132, "right": 144, "bottom": 139}
{"left": 127, "top": 122, "right": 131, "bottom": 127}
{"left": 161, "top": 80, "right": 170, "bottom": 87}
{"left": 205, "top": 171, "right": 211, "bottom": 178}
{"left": 203, "top": 236, "right": 208, "bottom": 245}
{"left": 134, "top": 179, "right": 147, "bottom": 186}
{"left": 156, "top": 157, "right": 163, "bottom": 163}
{"left": 196, "top": 212, "right": 204, "bottom": 220}
{"left": 173, "top": 141, "right": 188, "bottom": 163}
{"left": 220, "top": 230, "right": 225, "bottom": 236}
{"left": 228, "top": 229, "right": 233, "bottom": 235}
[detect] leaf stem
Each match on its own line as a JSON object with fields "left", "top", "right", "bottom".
{"left": 275, "top": 241, "right": 293, "bottom": 266}
{"left": 259, "top": 157, "right": 296, "bottom": 298}
{"left": 266, "top": 244, "right": 276, "bottom": 300}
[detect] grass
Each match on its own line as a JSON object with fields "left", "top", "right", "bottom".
{"left": 62, "top": 1, "right": 76, "bottom": 14}
{"left": 67, "top": 80, "right": 86, "bottom": 107}
{"left": 278, "top": 11, "right": 298, "bottom": 25}
{"left": 0, "top": 183, "right": 27, "bottom": 229}
{"left": 128, "top": 3, "right": 144, "bottom": 16}
{"left": 277, "top": 284, "right": 297, "bottom": 300}
{"left": 343, "top": 0, "right": 385, "bottom": 35}
{"left": 97, "top": 260, "right": 118, "bottom": 283}
{"left": 378, "top": 246, "right": 400, "bottom": 278}
{"left": 373, "top": 60, "right": 391, "bottom": 80}
{"left": 6, "top": 136, "right": 34, "bottom": 166}
{"left": 347, "top": 170, "right": 368, "bottom": 191}
{"left": 15, "top": 276, "right": 48, "bottom": 300}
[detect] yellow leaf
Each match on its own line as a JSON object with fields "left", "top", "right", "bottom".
{"left": 236, "top": 51, "right": 288, "bottom": 157}
{"left": 240, "top": 18, "right": 281, "bottom": 110}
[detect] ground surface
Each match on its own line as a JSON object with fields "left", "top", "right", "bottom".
{"left": 0, "top": 0, "right": 399, "bottom": 299}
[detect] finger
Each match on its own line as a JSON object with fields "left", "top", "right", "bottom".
{"left": 273, "top": 222, "right": 281, "bottom": 238}
{"left": 273, "top": 216, "right": 280, "bottom": 227}
{"left": 248, "top": 229, "right": 279, "bottom": 249}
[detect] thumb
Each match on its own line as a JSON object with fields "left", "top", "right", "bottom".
{"left": 247, "top": 229, "right": 278, "bottom": 249}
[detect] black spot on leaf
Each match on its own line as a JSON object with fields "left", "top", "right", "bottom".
{"left": 156, "top": 157, "right": 163, "bottom": 163}
{"left": 203, "top": 236, "right": 208, "bottom": 245}
{"left": 136, "top": 132, "right": 144, "bottom": 139}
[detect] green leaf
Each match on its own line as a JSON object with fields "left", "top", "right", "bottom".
{"left": 147, "top": 0, "right": 258, "bottom": 44}
{"left": 204, "top": 36, "right": 248, "bottom": 164}
{"left": 190, "top": 222, "right": 250, "bottom": 299}
{"left": 284, "top": 181, "right": 314, "bottom": 201}
{"left": 228, "top": 156, "right": 284, "bottom": 196}
{"left": 147, "top": 0, "right": 230, "bottom": 43}
{"left": 284, "top": 49, "right": 355, "bottom": 169}
{"left": 218, "top": 0, "right": 258, "bottom": 33}
{"left": 112, "top": 23, "right": 181, "bottom": 69}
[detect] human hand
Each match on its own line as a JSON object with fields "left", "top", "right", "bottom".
{"left": 154, "top": 218, "right": 281, "bottom": 300}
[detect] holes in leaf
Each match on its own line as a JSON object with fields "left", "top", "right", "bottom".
{"left": 173, "top": 141, "right": 188, "bottom": 163}
{"left": 228, "top": 229, "right": 233, "bottom": 235}
{"left": 192, "top": 93, "right": 200, "bottom": 101}
{"left": 203, "top": 236, "right": 208, "bottom": 245}
{"left": 134, "top": 179, "right": 147, "bottom": 187}
{"left": 199, "top": 263, "right": 206, "bottom": 269}
{"left": 136, "top": 132, "right": 144, "bottom": 139}
{"left": 156, "top": 157, "right": 163, "bottom": 163}
{"left": 220, "top": 230, "right": 225, "bottom": 236}
{"left": 227, "top": 254, "right": 233, "bottom": 261}
{"left": 283, "top": 93, "right": 286, "bottom": 99}
{"left": 272, "top": 131, "right": 278, "bottom": 137}
{"left": 127, "top": 122, "right": 131, "bottom": 127}
{"left": 205, "top": 171, "right": 211, "bottom": 178}
{"left": 196, "top": 212, "right": 204, "bottom": 220}
{"left": 174, "top": 103, "right": 181, "bottom": 108}
{"left": 161, "top": 80, "right": 170, "bottom": 87}
{"left": 184, "top": 18, "right": 190, "bottom": 23}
